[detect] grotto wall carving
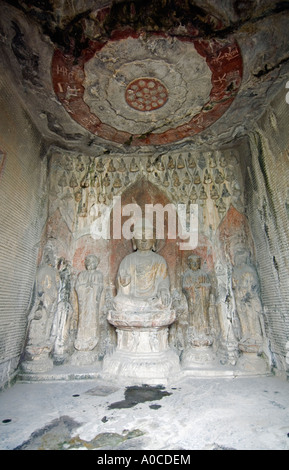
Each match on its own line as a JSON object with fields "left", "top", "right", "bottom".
{"left": 22, "top": 247, "right": 59, "bottom": 374}
{"left": 51, "top": 257, "right": 74, "bottom": 365}
{"left": 73, "top": 255, "right": 103, "bottom": 365}
{"left": 21, "top": 145, "right": 269, "bottom": 380}
{"left": 182, "top": 254, "right": 217, "bottom": 367}
{"left": 1, "top": 0, "right": 289, "bottom": 388}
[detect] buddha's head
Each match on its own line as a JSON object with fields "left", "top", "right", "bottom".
{"left": 85, "top": 254, "right": 99, "bottom": 270}
{"left": 132, "top": 219, "right": 156, "bottom": 252}
{"left": 187, "top": 254, "right": 202, "bottom": 271}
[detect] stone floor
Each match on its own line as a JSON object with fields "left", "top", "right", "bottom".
{"left": 1, "top": 372, "right": 289, "bottom": 451}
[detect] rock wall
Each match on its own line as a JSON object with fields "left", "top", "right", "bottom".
{"left": 0, "top": 0, "right": 288, "bottom": 383}
{"left": 246, "top": 86, "right": 289, "bottom": 373}
{"left": 0, "top": 51, "right": 48, "bottom": 389}
{"left": 25, "top": 141, "right": 268, "bottom": 372}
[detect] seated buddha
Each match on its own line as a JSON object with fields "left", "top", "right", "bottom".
{"left": 113, "top": 219, "right": 171, "bottom": 313}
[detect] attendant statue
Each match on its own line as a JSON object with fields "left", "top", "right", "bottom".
{"left": 22, "top": 246, "right": 59, "bottom": 373}
{"left": 182, "top": 254, "right": 214, "bottom": 347}
{"left": 74, "top": 255, "right": 103, "bottom": 351}
{"left": 51, "top": 258, "right": 73, "bottom": 364}
{"left": 232, "top": 250, "right": 263, "bottom": 353}
{"left": 113, "top": 219, "right": 171, "bottom": 313}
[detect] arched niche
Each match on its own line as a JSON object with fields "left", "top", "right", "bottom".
{"left": 109, "top": 177, "right": 180, "bottom": 290}
{"left": 217, "top": 205, "right": 255, "bottom": 265}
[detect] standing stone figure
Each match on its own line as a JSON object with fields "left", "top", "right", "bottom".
{"left": 51, "top": 257, "right": 73, "bottom": 364}
{"left": 182, "top": 255, "right": 214, "bottom": 347}
{"left": 74, "top": 255, "right": 103, "bottom": 352}
{"left": 181, "top": 255, "right": 217, "bottom": 366}
{"left": 232, "top": 250, "right": 264, "bottom": 353}
{"left": 22, "top": 247, "right": 59, "bottom": 373}
{"left": 215, "top": 260, "right": 240, "bottom": 366}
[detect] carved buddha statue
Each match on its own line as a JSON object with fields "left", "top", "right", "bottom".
{"left": 103, "top": 219, "right": 180, "bottom": 383}
{"left": 113, "top": 219, "right": 171, "bottom": 313}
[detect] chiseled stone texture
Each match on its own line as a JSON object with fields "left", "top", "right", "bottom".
{"left": 0, "top": 0, "right": 288, "bottom": 384}
{"left": 0, "top": 54, "right": 48, "bottom": 389}
{"left": 0, "top": 0, "right": 288, "bottom": 152}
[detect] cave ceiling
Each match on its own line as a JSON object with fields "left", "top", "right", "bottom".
{"left": 0, "top": 0, "right": 289, "bottom": 155}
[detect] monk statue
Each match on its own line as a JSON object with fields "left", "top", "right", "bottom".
{"left": 22, "top": 246, "right": 59, "bottom": 373}
{"left": 182, "top": 254, "right": 214, "bottom": 347}
{"left": 113, "top": 219, "right": 171, "bottom": 313}
{"left": 232, "top": 250, "right": 264, "bottom": 353}
{"left": 74, "top": 254, "right": 103, "bottom": 351}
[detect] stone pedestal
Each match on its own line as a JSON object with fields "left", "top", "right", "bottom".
{"left": 102, "top": 309, "right": 180, "bottom": 385}
{"left": 21, "top": 349, "right": 53, "bottom": 374}
{"left": 181, "top": 345, "right": 216, "bottom": 369}
{"left": 70, "top": 349, "right": 99, "bottom": 366}
{"left": 237, "top": 352, "right": 269, "bottom": 375}
{"left": 237, "top": 338, "right": 269, "bottom": 375}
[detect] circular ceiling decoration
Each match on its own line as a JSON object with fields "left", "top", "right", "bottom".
{"left": 52, "top": 21, "right": 243, "bottom": 146}
{"left": 125, "top": 78, "right": 169, "bottom": 112}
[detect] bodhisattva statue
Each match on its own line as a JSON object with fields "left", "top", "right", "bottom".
{"left": 74, "top": 255, "right": 103, "bottom": 352}
{"left": 22, "top": 247, "right": 59, "bottom": 373}
{"left": 181, "top": 254, "right": 217, "bottom": 366}
{"left": 231, "top": 250, "right": 269, "bottom": 374}
{"left": 51, "top": 257, "right": 73, "bottom": 364}
{"left": 103, "top": 219, "right": 180, "bottom": 384}
{"left": 182, "top": 255, "right": 214, "bottom": 347}
{"left": 232, "top": 250, "right": 264, "bottom": 353}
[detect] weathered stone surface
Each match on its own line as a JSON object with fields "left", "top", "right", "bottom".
{"left": 51, "top": 31, "right": 242, "bottom": 145}
{"left": 21, "top": 247, "right": 59, "bottom": 374}
{"left": 1, "top": 0, "right": 289, "bottom": 387}
{"left": 0, "top": 0, "right": 288, "bottom": 153}
{"left": 74, "top": 255, "right": 103, "bottom": 352}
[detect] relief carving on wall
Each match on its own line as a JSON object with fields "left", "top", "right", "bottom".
{"left": 21, "top": 145, "right": 268, "bottom": 376}
{"left": 49, "top": 147, "right": 244, "bottom": 239}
